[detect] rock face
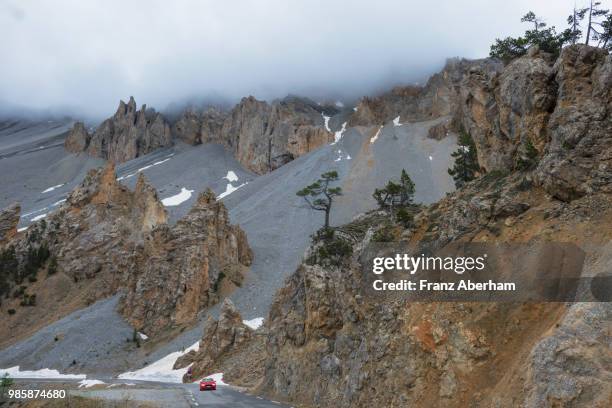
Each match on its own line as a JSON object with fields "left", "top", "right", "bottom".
{"left": 64, "top": 122, "right": 90, "bottom": 153}
{"left": 175, "top": 96, "right": 333, "bottom": 174}
{"left": 68, "top": 96, "right": 333, "bottom": 174}
{"left": 348, "top": 45, "right": 611, "bottom": 204}
{"left": 174, "top": 299, "right": 254, "bottom": 380}
{"left": 120, "top": 191, "right": 252, "bottom": 333}
{"left": 1, "top": 163, "right": 251, "bottom": 335}
{"left": 65, "top": 97, "right": 173, "bottom": 163}
{"left": 535, "top": 46, "right": 612, "bottom": 201}
{"left": 226, "top": 96, "right": 333, "bottom": 174}
{"left": 202, "top": 45, "right": 610, "bottom": 407}
{"left": 259, "top": 173, "right": 612, "bottom": 407}
{"left": 0, "top": 203, "right": 20, "bottom": 244}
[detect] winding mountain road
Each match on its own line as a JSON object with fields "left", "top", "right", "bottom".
{"left": 11, "top": 378, "right": 290, "bottom": 407}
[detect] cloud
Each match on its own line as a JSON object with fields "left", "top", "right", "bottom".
{"left": 0, "top": 0, "right": 584, "bottom": 119}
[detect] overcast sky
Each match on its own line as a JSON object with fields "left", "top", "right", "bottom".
{"left": 0, "top": 0, "right": 603, "bottom": 119}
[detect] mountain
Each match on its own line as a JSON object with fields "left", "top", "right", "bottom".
{"left": 0, "top": 163, "right": 251, "bottom": 350}
{"left": 173, "top": 44, "right": 612, "bottom": 407}
{"left": 66, "top": 95, "right": 334, "bottom": 174}
{"left": 65, "top": 96, "right": 173, "bottom": 163}
{"left": 0, "top": 42, "right": 609, "bottom": 408}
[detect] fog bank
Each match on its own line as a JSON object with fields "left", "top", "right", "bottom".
{"left": 1, "top": 0, "right": 577, "bottom": 119}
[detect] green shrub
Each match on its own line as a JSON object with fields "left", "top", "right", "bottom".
{"left": 372, "top": 223, "right": 395, "bottom": 242}
{"left": 47, "top": 256, "right": 58, "bottom": 276}
{"left": 307, "top": 229, "right": 352, "bottom": 267}
{"left": 395, "top": 208, "right": 414, "bottom": 228}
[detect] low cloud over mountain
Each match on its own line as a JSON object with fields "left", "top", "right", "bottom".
{"left": 1, "top": 0, "right": 573, "bottom": 119}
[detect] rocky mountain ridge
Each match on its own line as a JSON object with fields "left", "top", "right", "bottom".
{"left": 179, "top": 44, "right": 611, "bottom": 407}
{"left": 66, "top": 95, "right": 335, "bottom": 174}
{"left": 65, "top": 96, "right": 173, "bottom": 163}
{"left": 0, "top": 163, "right": 252, "bottom": 342}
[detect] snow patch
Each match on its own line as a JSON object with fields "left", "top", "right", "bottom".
{"left": 370, "top": 126, "right": 383, "bottom": 144}
{"left": 224, "top": 171, "right": 239, "bottom": 183}
{"left": 41, "top": 184, "right": 65, "bottom": 194}
{"left": 162, "top": 187, "right": 194, "bottom": 207}
{"left": 353, "top": 106, "right": 358, "bottom": 112}
{"left": 335, "top": 101, "right": 344, "bottom": 108}
{"left": 17, "top": 227, "right": 28, "bottom": 232}
{"left": 243, "top": 317, "right": 264, "bottom": 330}
{"left": 118, "top": 341, "right": 199, "bottom": 383}
{"left": 322, "top": 114, "right": 331, "bottom": 132}
{"left": 428, "top": 155, "right": 433, "bottom": 161}
{"left": 393, "top": 116, "right": 402, "bottom": 127}
{"left": 52, "top": 199, "right": 66, "bottom": 207}
{"left": 138, "top": 332, "right": 148, "bottom": 341}
{"left": 78, "top": 379, "right": 105, "bottom": 388}
{"left": 203, "top": 372, "right": 227, "bottom": 386}
{"left": 217, "top": 182, "right": 247, "bottom": 200}
{"left": 331, "top": 122, "right": 347, "bottom": 145}
{"left": 334, "top": 149, "right": 351, "bottom": 162}
{"left": 30, "top": 213, "right": 47, "bottom": 222}
{"left": 0, "top": 366, "right": 86, "bottom": 380}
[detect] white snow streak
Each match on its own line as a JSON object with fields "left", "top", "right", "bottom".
{"left": 217, "top": 182, "right": 247, "bottom": 200}
{"left": 370, "top": 126, "right": 383, "bottom": 144}
{"left": 161, "top": 187, "right": 194, "bottom": 206}
{"left": 31, "top": 213, "right": 47, "bottom": 222}
{"left": 322, "top": 113, "right": 331, "bottom": 132}
{"left": 117, "top": 155, "right": 174, "bottom": 181}
{"left": 23, "top": 207, "right": 48, "bottom": 217}
{"left": 0, "top": 366, "right": 86, "bottom": 380}
{"left": 393, "top": 116, "right": 402, "bottom": 127}
{"left": 41, "top": 184, "right": 64, "bottom": 194}
{"left": 332, "top": 122, "right": 347, "bottom": 145}
{"left": 78, "top": 379, "right": 106, "bottom": 388}
{"left": 118, "top": 341, "right": 199, "bottom": 383}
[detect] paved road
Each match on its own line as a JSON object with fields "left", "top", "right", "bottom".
{"left": 180, "top": 383, "right": 290, "bottom": 407}
{"left": 10, "top": 378, "right": 290, "bottom": 407}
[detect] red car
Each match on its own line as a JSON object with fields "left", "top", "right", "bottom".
{"left": 199, "top": 377, "right": 217, "bottom": 391}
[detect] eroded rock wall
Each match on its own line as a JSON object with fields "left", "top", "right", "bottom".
{"left": 2, "top": 163, "right": 251, "bottom": 335}
{"left": 65, "top": 97, "right": 173, "bottom": 163}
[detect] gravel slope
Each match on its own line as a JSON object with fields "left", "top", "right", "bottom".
{"left": 0, "top": 115, "right": 457, "bottom": 375}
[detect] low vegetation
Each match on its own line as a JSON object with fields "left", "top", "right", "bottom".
{"left": 490, "top": 4, "right": 611, "bottom": 63}
{"left": 306, "top": 228, "right": 353, "bottom": 267}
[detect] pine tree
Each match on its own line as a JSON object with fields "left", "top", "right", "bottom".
{"left": 373, "top": 169, "right": 416, "bottom": 209}
{"left": 297, "top": 171, "right": 342, "bottom": 229}
{"left": 584, "top": 1, "right": 610, "bottom": 46}
{"left": 448, "top": 130, "right": 479, "bottom": 189}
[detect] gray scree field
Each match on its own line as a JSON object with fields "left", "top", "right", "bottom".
{"left": 0, "top": 115, "right": 457, "bottom": 375}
